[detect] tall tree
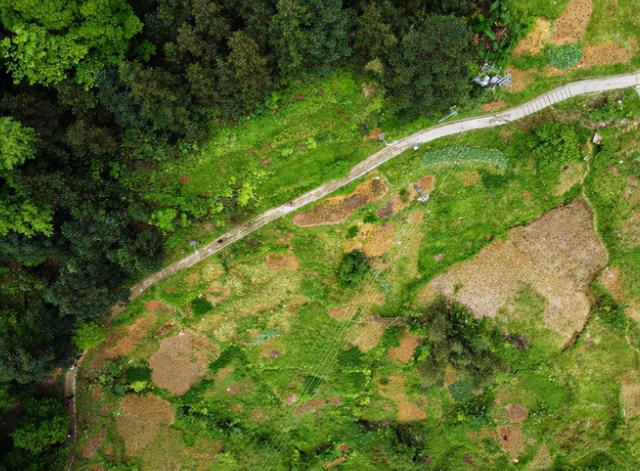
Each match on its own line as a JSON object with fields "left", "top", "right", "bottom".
{"left": 0, "top": 0, "right": 142, "bottom": 87}
{"left": 270, "top": 0, "right": 352, "bottom": 78}
{"left": 385, "top": 14, "right": 473, "bottom": 116}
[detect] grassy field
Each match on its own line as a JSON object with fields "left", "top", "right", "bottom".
{"left": 72, "top": 88, "right": 640, "bottom": 470}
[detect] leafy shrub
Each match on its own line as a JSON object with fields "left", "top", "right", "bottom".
{"left": 592, "top": 286, "right": 627, "bottom": 331}
{"left": 346, "top": 225, "right": 359, "bottom": 239}
{"left": 410, "top": 298, "right": 506, "bottom": 384}
{"left": 125, "top": 366, "right": 152, "bottom": 393}
{"left": 422, "top": 146, "right": 508, "bottom": 170}
{"left": 449, "top": 379, "right": 473, "bottom": 402}
{"left": 11, "top": 398, "right": 67, "bottom": 454}
{"left": 191, "top": 296, "right": 213, "bottom": 316}
{"left": 480, "top": 170, "right": 509, "bottom": 189}
{"left": 72, "top": 321, "right": 106, "bottom": 350}
{"left": 209, "top": 345, "right": 247, "bottom": 374}
{"left": 546, "top": 44, "right": 582, "bottom": 70}
{"left": 448, "top": 389, "right": 494, "bottom": 424}
{"left": 336, "top": 250, "right": 371, "bottom": 287}
{"left": 525, "top": 123, "right": 582, "bottom": 166}
{"left": 338, "top": 346, "right": 364, "bottom": 368}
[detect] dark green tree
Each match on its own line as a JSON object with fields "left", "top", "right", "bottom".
{"left": 11, "top": 398, "right": 67, "bottom": 453}
{"left": 385, "top": 15, "right": 473, "bottom": 117}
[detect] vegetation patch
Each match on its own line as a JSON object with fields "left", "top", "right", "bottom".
{"left": 546, "top": 44, "right": 583, "bottom": 69}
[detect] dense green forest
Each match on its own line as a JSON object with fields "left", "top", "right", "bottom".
{"left": 0, "top": 0, "right": 549, "bottom": 468}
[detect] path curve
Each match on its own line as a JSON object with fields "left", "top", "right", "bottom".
{"left": 65, "top": 71, "right": 640, "bottom": 470}
{"left": 129, "top": 70, "right": 640, "bottom": 300}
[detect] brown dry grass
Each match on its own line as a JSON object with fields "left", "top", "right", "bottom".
{"left": 265, "top": 253, "right": 300, "bottom": 271}
{"left": 116, "top": 394, "right": 175, "bottom": 456}
{"left": 428, "top": 200, "right": 608, "bottom": 345}
{"left": 506, "top": 404, "right": 529, "bottom": 423}
{"left": 627, "top": 299, "right": 640, "bottom": 324}
{"left": 458, "top": 171, "right": 482, "bottom": 186}
{"left": 549, "top": 0, "right": 593, "bottom": 45}
{"left": 496, "top": 426, "right": 526, "bottom": 456}
{"left": 599, "top": 266, "right": 626, "bottom": 302}
{"left": 514, "top": 18, "right": 552, "bottom": 55}
{"left": 104, "top": 315, "right": 157, "bottom": 360}
{"left": 80, "top": 430, "right": 105, "bottom": 459}
{"left": 507, "top": 68, "right": 536, "bottom": 93}
{"left": 293, "top": 176, "right": 387, "bottom": 227}
{"left": 378, "top": 375, "right": 427, "bottom": 422}
{"left": 482, "top": 100, "right": 507, "bottom": 112}
{"left": 555, "top": 162, "right": 584, "bottom": 195}
{"left": 578, "top": 40, "right": 636, "bottom": 68}
{"left": 149, "top": 330, "right": 219, "bottom": 395}
{"left": 620, "top": 371, "right": 640, "bottom": 419}
{"left": 622, "top": 210, "right": 640, "bottom": 248}
{"left": 388, "top": 331, "right": 420, "bottom": 363}
{"left": 346, "top": 321, "right": 385, "bottom": 353}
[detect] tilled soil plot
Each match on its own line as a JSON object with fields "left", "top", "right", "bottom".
{"left": 293, "top": 176, "right": 387, "bottom": 226}
{"left": 428, "top": 200, "right": 608, "bottom": 345}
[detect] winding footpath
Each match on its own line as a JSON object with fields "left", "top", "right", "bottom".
{"left": 65, "top": 70, "right": 640, "bottom": 469}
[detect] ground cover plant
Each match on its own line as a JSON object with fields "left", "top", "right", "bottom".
{"left": 71, "top": 90, "right": 640, "bottom": 470}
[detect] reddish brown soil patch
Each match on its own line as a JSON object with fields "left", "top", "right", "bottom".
{"left": 382, "top": 176, "right": 436, "bottom": 217}
{"left": 428, "top": 201, "right": 608, "bottom": 345}
{"left": 378, "top": 375, "right": 427, "bottom": 422}
{"left": 105, "top": 315, "right": 157, "bottom": 359}
{"left": 457, "top": 171, "right": 481, "bottom": 186}
{"left": 345, "top": 223, "right": 394, "bottom": 258}
{"left": 620, "top": 371, "right": 640, "bottom": 419}
{"left": 514, "top": 18, "right": 552, "bottom": 55}
{"left": 549, "top": 0, "right": 593, "bottom": 45}
{"left": 482, "top": 100, "right": 507, "bottom": 112}
{"left": 496, "top": 426, "right": 526, "bottom": 455}
{"left": 622, "top": 210, "right": 640, "bottom": 248}
{"left": 265, "top": 253, "right": 300, "bottom": 271}
{"left": 555, "top": 162, "right": 583, "bottom": 195}
{"left": 149, "top": 330, "right": 219, "bottom": 395}
{"left": 599, "top": 266, "right": 626, "bottom": 302}
{"left": 389, "top": 331, "right": 420, "bottom": 363}
{"left": 364, "top": 127, "right": 382, "bottom": 141}
{"left": 627, "top": 299, "right": 640, "bottom": 325}
{"left": 293, "top": 176, "right": 387, "bottom": 227}
{"left": 116, "top": 394, "right": 175, "bottom": 456}
{"left": 578, "top": 41, "right": 636, "bottom": 68}
{"left": 506, "top": 404, "right": 529, "bottom": 423}
{"left": 154, "top": 322, "right": 176, "bottom": 337}
{"left": 294, "top": 398, "right": 325, "bottom": 416}
{"left": 80, "top": 431, "right": 106, "bottom": 459}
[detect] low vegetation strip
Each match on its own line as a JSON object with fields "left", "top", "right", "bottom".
{"left": 422, "top": 146, "right": 508, "bottom": 170}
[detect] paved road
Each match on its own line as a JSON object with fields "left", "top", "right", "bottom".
{"left": 129, "top": 69, "right": 640, "bottom": 300}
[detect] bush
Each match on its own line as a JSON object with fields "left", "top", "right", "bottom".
{"left": 12, "top": 398, "right": 68, "bottom": 454}
{"left": 546, "top": 44, "right": 582, "bottom": 70}
{"left": 336, "top": 250, "right": 371, "bottom": 287}
{"left": 410, "top": 298, "right": 506, "bottom": 384}
{"left": 346, "top": 225, "right": 359, "bottom": 239}
{"left": 72, "top": 321, "right": 106, "bottom": 350}
{"left": 191, "top": 296, "right": 213, "bottom": 316}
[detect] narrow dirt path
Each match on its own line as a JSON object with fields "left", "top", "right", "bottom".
{"left": 65, "top": 70, "right": 640, "bottom": 470}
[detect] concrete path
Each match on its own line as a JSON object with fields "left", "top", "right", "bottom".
{"left": 129, "top": 69, "right": 640, "bottom": 300}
